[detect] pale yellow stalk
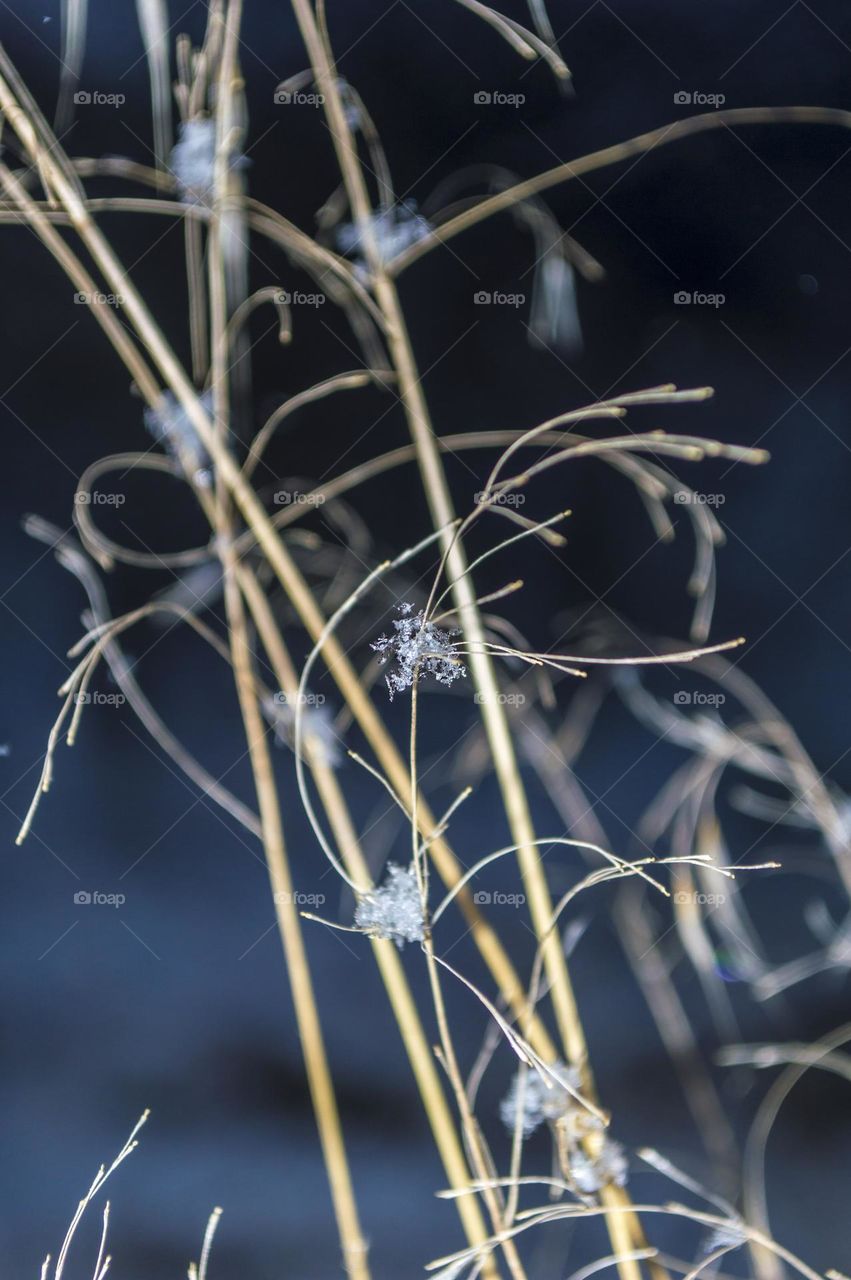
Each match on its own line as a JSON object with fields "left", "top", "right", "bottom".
{"left": 282, "top": 9, "right": 656, "bottom": 1276}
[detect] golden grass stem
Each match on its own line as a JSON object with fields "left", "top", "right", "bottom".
{"left": 284, "top": 8, "right": 654, "bottom": 1277}
{"left": 236, "top": 563, "right": 499, "bottom": 1271}
{"left": 203, "top": 11, "right": 370, "bottom": 1264}
{"left": 220, "top": 550, "right": 370, "bottom": 1279}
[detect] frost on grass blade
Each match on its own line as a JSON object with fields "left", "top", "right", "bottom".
{"left": 501, "top": 1063, "right": 627, "bottom": 1193}
{"left": 371, "top": 603, "right": 466, "bottom": 700}
{"left": 337, "top": 203, "right": 432, "bottom": 275}
{"left": 337, "top": 78, "right": 362, "bottom": 130}
{"left": 701, "top": 1223, "right": 747, "bottom": 1255}
{"left": 354, "top": 862, "right": 425, "bottom": 947}
{"left": 500, "top": 1061, "right": 582, "bottom": 1136}
{"left": 569, "top": 1137, "right": 629, "bottom": 1194}
{"left": 144, "top": 389, "right": 213, "bottom": 487}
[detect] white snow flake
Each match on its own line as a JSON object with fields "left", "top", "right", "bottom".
{"left": 336, "top": 204, "right": 432, "bottom": 272}
{"left": 569, "top": 1138, "right": 629, "bottom": 1194}
{"left": 500, "top": 1062, "right": 582, "bottom": 1137}
{"left": 371, "top": 603, "right": 466, "bottom": 700}
{"left": 143, "top": 390, "right": 213, "bottom": 486}
{"left": 354, "top": 862, "right": 425, "bottom": 947}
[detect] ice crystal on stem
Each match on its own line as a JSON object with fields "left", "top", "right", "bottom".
{"left": 354, "top": 862, "right": 425, "bottom": 947}
{"left": 500, "top": 1061, "right": 582, "bottom": 1137}
{"left": 169, "top": 119, "right": 217, "bottom": 203}
{"left": 169, "top": 118, "right": 247, "bottom": 205}
{"left": 371, "top": 603, "right": 466, "bottom": 700}
{"left": 502, "top": 1063, "right": 627, "bottom": 1193}
{"left": 569, "top": 1138, "right": 629, "bottom": 1194}
{"left": 702, "top": 1224, "right": 747, "bottom": 1255}
{"left": 336, "top": 203, "right": 432, "bottom": 273}
{"left": 143, "top": 390, "right": 214, "bottom": 487}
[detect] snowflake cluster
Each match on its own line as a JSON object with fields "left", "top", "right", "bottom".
{"left": 371, "top": 603, "right": 466, "bottom": 700}
{"left": 354, "top": 862, "right": 425, "bottom": 948}
{"left": 568, "top": 1138, "right": 629, "bottom": 1194}
{"left": 501, "top": 1063, "right": 629, "bottom": 1194}
{"left": 500, "top": 1061, "right": 583, "bottom": 1137}
{"left": 169, "top": 119, "right": 247, "bottom": 205}
{"left": 530, "top": 252, "right": 582, "bottom": 356}
{"left": 169, "top": 119, "right": 217, "bottom": 203}
{"left": 336, "top": 203, "right": 432, "bottom": 274}
{"left": 143, "top": 390, "right": 213, "bottom": 487}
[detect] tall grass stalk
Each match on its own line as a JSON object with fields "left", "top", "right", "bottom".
{"left": 286, "top": 8, "right": 650, "bottom": 1275}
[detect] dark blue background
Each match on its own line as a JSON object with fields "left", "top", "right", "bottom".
{"left": 0, "top": 1, "right": 849, "bottom": 1276}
